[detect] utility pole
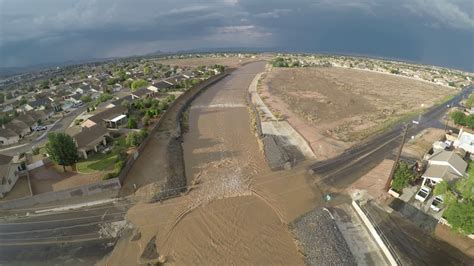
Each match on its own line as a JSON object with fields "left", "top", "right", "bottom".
{"left": 384, "top": 124, "right": 409, "bottom": 191}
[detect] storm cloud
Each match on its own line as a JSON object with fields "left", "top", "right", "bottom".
{"left": 0, "top": 0, "right": 473, "bottom": 70}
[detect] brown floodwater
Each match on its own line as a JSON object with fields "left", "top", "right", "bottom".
{"left": 103, "top": 61, "right": 324, "bottom": 265}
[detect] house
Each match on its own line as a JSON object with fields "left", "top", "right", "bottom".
{"left": 131, "top": 87, "right": 156, "bottom": 99}
{"left": 66, "top": 124, "right": 110, "bottom": 159}
{"left": 6, "top": 119, "right": 31, "bottom": 138}
{"left": 0, "top": 154, "right": 25, "bottom": 198}
{"left": 454, "top": 128, "right": 474, "bottom": 157}
{"left": 152, "top": 80, "right": 174, "bottom": 90}
{"left": 421, "top": 150, "right": 467, "bottom": 186}
{"left": 0, "top": 127, "right": 20, "bottom": 145}
{"left": 29, "top": 97, "right": 53, "bottom": 110}
{"left": 82, "top": 105, "right": 128, "bottom": 128}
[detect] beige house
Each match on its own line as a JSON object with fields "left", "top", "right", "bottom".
{"left": 67, "top": 124, "right": 110, "bottom": 159}
{"left": 422, "top": 150, "right": 467, "bottom": 186}
{"left": 0, "top": 154, "right": 25, "bottom": 199}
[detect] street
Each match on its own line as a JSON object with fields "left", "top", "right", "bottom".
{"left": 0, "top": 198, "right": 130, "bottom": 264}
{"left": 0, "top": 106, "right": 87, "bottom": 156}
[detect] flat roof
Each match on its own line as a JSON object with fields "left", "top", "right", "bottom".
{"left": 110, "top": 114, "right": 127, "bottom": 123}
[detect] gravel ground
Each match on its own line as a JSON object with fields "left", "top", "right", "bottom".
{"left": 291, "top": 208, "right": 357, "bottom": 266}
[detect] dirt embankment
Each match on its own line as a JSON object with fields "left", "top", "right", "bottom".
{"left": 260, "top": 67, "right": 457, "bottom": 160}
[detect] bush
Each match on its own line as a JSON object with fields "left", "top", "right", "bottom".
{"left": 127, "top": 118, "right": 138, "bottom": 129}
{"left": 126, "top": 129, "right": 148, "bottom": 147}
{"left": 443, "top": 200, "right": 474, "bottom": 234}
{"left": 451, "top": 111, "right": 466, "bottom": 125}
{"left": 32, "top": 147, "right": 40, "bottom": 155}
{"left": 391, "top": 161, "right": 415, "bottom": 192}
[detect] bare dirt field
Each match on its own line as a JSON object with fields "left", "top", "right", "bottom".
{"left": 157, "top": 55, "right": 268, "bottom": 68}
{"left": 29, "top": 165, "right": 102, "bottom": 194}
{"left": 260, "top": 67, "right": 456, "bottom": 159}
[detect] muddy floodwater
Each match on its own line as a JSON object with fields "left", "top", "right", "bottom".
{"left": 103, "top": 61, "right": 324, "bottom": 265}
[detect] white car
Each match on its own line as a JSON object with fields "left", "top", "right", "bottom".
{"left": 430, "top": 196, "right": 444, "bottom": 212}
{"left": 35, "top": 125, "right": 47, "bottom": 131}
{"left": 415, "top": 186, "right": 431, "bottom": 202}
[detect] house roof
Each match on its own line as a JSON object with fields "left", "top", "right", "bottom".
{"left": 422, "top": 164, "right": 462, "bottom": 185}
{"left": 132, "top": 87, "right": 152, "bottom": 97}
{"left": 0, "top": 127, "right": 18, "bottom": 138}
{"left": 0, "top": 154, "right": 13, "bottom": 180}
{"left": 153, "top": 80, "right": 173, "bottom": 89}
{"left": 87, "top": 105, "right": 127, "bottom": 124}
{"left": 6, "top": 119, "right": 29, "bottom": 134}
{"left": 428, "top": 150, "right": 467, "bottom": 175}
{"left": 68, "top": 124, "right": 109, "bottom": 149}
{"left": 455, "top": 130, "right": 474, "bottom": 153}
{"left": 29, "top": 97, "right": 52, "bottom": 108}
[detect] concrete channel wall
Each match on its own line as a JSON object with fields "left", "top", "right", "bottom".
{"left": 352, "top": 200, "right": 399, "bottom": 266}
{"left": 247, "top": 71, "right": 315, "bottom": 170}
{"left": 0, "top": 177, "right": 121, "bottom": 210}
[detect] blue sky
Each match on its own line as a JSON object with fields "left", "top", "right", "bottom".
{"left": 0, "top": 0, "right": 473, "bottom": 71}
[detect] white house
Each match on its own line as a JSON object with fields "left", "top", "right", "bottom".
{"left": 422, "top": 150, "right": 467, "bottom": 186}
{"left": 454, "top": 128, "right": 474, "bottom": 156}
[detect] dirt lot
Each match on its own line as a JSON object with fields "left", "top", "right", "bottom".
{"left": 29, "top": 165, "right": 102, "bottom": 194}
{"left": 157, "top": 55, "right": 268, "bottom": 68}
{"left": 261, "top": 67, "right": 456, "bottom": 159}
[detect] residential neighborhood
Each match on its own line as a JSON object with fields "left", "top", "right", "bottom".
{"left": 0, "top": 54, "right": 228, "bottom": 201}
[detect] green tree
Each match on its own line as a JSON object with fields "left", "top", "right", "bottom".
{"left": 39, "top": 80, "right": 49, "bottom": 89}
{"left": 144, "top": 66, "right": 151, "bottom": 75}
{"left": 126, "top": 129, "right": 148, "bottom": 147}
{"left": 443, "top": 200, "right": 474, "bottom": 234}
{"left": 46, "top": 133, "right": 79, "bottom": 171}
{"left": 0, "top": 92, "right": 4, "bottom": 104}
{"left": 455, "top": 175, "right": 474, "bottom": 201}
{"left": 391, "top": 161, "right": 414, "bottom": 192}
{"left": 131, "top": 79, "right": 149, "bottom": 91}
{"left": 450, "top": 111, "right": 467, "bottom": 125}
{"left": 5, "top": 91, "right": 13, "bottom": 99}
{"left": 464, "top": 94, "right": 474, "bottom": 108}
{"left": 127, "top": 118, "right": 138, "bottom": 129}
{"left": 80, "top": 95, "right": 92, "bottom": 103}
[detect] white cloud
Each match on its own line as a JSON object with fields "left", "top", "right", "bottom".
{"left": 254, "top": 9, "right": 291, "bottom": 19}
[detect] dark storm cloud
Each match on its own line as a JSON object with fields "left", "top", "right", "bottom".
{"left": 0, "top": 0, "right": 472, "bottom": 70}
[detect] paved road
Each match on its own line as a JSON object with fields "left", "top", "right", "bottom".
{"left": 363, "top": 201, "right": 473, "bottom": 265}
{"left": 0, "top": 199, "right": 130, "bottom": 264}
{"left": 0, "top": 106, "right": 86, "bottom": 156}
{"left": 311, "top": 86, "right": 472, "bottom": 189}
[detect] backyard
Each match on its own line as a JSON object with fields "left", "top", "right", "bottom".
{"left": 76, "top": 152, "right": 118, "bottom": 173}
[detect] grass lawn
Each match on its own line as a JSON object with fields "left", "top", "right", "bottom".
{"left": 76, "top": 152, "right": 118, "bottom": 174}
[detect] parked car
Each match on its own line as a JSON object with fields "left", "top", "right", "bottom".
{"left": 415, "top": 186, "right": 431, "bottom": 202}
{"left": 430, "top": 196, "right": 444, "bottom": 212}
{"left": 34, "top": 125, "right": 47, "bottom": 131}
